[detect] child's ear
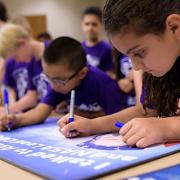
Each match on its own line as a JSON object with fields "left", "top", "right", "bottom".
{"left": 166, "top": 14, "right": 180, "bottom": 39}
{"left": 79, "top": 67, "right": 88, "bottom": 79}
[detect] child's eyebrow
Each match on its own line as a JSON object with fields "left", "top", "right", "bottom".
{"left": 126, "top": 44, "right": 141, "bottom": 55}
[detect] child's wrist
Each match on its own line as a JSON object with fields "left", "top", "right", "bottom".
{"left": 13, "top": 114, "right": 22, "bottom": 128}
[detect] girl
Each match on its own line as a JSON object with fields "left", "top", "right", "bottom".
{"left": 0, "top": 23, "right": 49, "bottom": 113}
{"left": 59, "top": 0, "right": 180, "bottom": 148}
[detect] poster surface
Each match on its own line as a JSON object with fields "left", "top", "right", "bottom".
{"left": 0, "top": 118, "right": 179, "bottom": 180}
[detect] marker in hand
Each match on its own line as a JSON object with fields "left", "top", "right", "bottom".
{"left": 115, "top": 121, "right": 124, "bottom": 129}
{"left": 69, "top": 90, "right": 75, "bottom": 123}
{"left": 68, "top": 90, "right": 76, "bottom": 133}
{"left": 3, "top": 87, "right": 12, "bottom": 131}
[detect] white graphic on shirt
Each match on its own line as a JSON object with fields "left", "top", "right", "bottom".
{"left": 13, "top": 68, "right": 28, "bottom": 99}
{"left": 76, "top": 102, "right": 102, "bottom": 112}
{"left": 120, "top": 57, "right": 132, "bottom": 77}
{"left": 32, "top": 73, "right": 48, "bottom": 100}
{"left": 86, "top": 54, "right": 100, "bottom": 67}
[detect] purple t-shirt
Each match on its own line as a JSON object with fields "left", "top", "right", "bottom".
{"left": 27, "top": 58, "right": 49, "bottom": 101}
{"left": 3, "top": 59, "right": 29, "bottom": 100}
{"left": 27, "top": 41, "right": 50, "bottom": 101}
{"left": 41, "top": 66, "right": 126, "bottom": 115}
{"left": 82, "top": 41, "right": 113, "bottom": 72}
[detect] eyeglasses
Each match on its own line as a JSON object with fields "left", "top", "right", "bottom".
{"left": 43, "top": 71, "right": 79, "bottom": 86}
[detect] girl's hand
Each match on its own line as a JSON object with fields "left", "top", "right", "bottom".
{"left": 120, "top": 117, "right": 166, "bottom": 148}
{"left": 57, "top": 114, "right": 92, "bottom": 138}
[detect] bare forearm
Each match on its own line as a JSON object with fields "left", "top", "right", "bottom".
{"left": 12, "top": 91, "right": 38, "bottom": 112}
{"left": 15, "top": 104, "right": 53, "bottom": 127}
{"left": 90, "top": 105, "right": 146, "bottom": 134}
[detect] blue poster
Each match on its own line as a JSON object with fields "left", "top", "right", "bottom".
{"left": 127, "top": 164, "right": 180, "bottom": 180}
{"left": 0, "top": 117, "right": 179, "bottom": 180}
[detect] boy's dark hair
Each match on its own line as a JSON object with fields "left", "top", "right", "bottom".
{"left": 37, "top": 32, "right": 52, "bottom": 41}
{"left": 103, "top": 0, "right": 180, "bottom": 35}
{"left": 0, "top": 1, "right": 8, "bottom": 22}
{"left": 43, "top": 36, "right": 87, "bottom": 72}
{"left": 103, "top": 0, "right": 180, "bottom": 117}
{"left": 82, "top": 6, "right": 102, "bottom": 23}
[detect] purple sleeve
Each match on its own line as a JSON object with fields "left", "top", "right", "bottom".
{"left": 41, "top": 86, "right": 66, "bottom": 108}
{"left": 3, "top": 60, "right": 15, "bottom": 87}
{"left": 100, "top": 46, "right": 113, "bottom": 71}
{"left": 27, "top": 61, "right": 36, "bottom": 90}
{"left": 97, "top": 77, "right": 127, "bottom": 115}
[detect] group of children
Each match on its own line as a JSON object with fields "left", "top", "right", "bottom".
{"left": 0, "top": 0, "right": 179, "bottom": 148}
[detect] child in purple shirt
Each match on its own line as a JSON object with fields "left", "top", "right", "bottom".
{"left": 27, "top": 41, "right": 50, "bottom": 101}
{"left": 3, "top": 59, "right": 28, "bottom": 101}
{"left": 117, "top": 55, "right": 136, "bottom": 107}
{"left": 42, "top": 65, "right": 125, "bottom": 116}
{"left": 82, "top": 41, "right": 113, "bottom": 72}
{"left": 0, "top": 36, "right": 125, "bottom": 130}
{"left": 81, "top": 6, "right": 114, "bottom": 77}
{"left": 0, "top": 24, "right": 49, "bottom": 113}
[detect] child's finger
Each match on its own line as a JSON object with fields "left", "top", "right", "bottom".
{"left": 125, "top": 133, "right": 142, "bottom": 146}
{"left": 136, "top": 138, "right": 148, "bottom": 148}
{"left": 60, "top": 122, "right": 77, "bottom": 136}
{"left": 0, "top": 115, "right": 10, "bottom": 131}
{"left": 57, "top": 114, "right": 69, "bottom": 128}
{"left": 67, "top": 131, "right": 79, "bottom": 138}
{"left": 119, "top": 121, "right": 132, "bottom": 136}
{"left": 122, "top": 128, "right": 136, "bottom": 143}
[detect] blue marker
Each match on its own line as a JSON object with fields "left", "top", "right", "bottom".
{"left": 3, "top": 87, "right": 12, "bottom": 131}
{"left": 115, "top": 121, "right": 124, "bottom": 129}
{"left": 69, "top": 90, "right": 75, "bottom": 123}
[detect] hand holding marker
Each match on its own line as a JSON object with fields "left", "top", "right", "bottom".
{"left": 3, "top": 87, "right": 12, "bottom": 131}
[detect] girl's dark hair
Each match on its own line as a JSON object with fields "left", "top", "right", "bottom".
{"left": 0, "top": 1, "right": 8, "bottom": 22}
{"left": 82, "top": 6, "right": 102, "bottom": 23}
{"left": 103, "top": 0, "right": 180, "bottom": 117}
{"left": 144, "top": 59, "right": 180, "bottom": 117}
{"left": 103, "top": 0, "right": 180, "bottom": 35}
{"left": 43, "top": 36, "right": 87, "bottom": 72}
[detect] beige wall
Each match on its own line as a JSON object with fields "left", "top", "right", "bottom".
{"left": 3, "top": 0, "right": 106, "bottom": 41}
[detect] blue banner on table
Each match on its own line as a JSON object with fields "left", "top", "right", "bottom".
{"left": 127, "top": 164, "right": 180, "bottom": 180}
{"left": 0, "top": 117, "right": 179, "bottom": 180}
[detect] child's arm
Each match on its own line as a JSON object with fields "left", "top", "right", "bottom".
{"left": 118, "top": 78, "right": 134, "bottom": 93}
{"left": 58, "top": 104, "right": 153, "bottom": 137}
{"left": 9, "top": 90, "right": 38, "bottom": 113}
{"left": 0, "top": 103, "right": 53, "bottom": 131}
{"left": 0, "top": 57, "right": 5, "bottom": 86}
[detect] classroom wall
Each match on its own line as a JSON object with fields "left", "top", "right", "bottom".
{"left": 4, "top": 0, "right": 107, "bottom": 41}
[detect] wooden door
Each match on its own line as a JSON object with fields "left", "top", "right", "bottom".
{"left": 25, "top": 15, "right": 47, "bottom": 39}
